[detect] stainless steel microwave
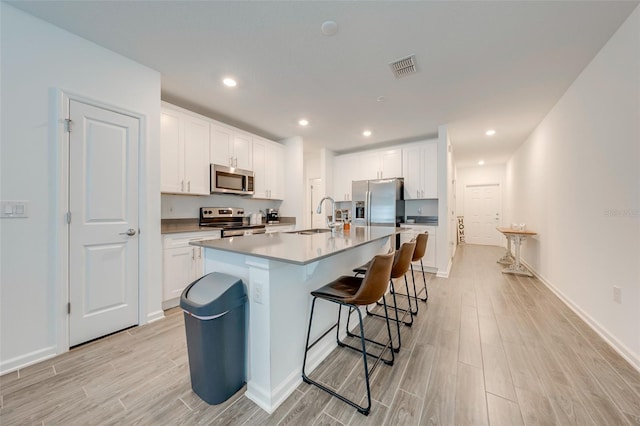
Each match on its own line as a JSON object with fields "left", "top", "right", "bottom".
{"left": 211, "top": 164, "right": 254, "bottom": 195}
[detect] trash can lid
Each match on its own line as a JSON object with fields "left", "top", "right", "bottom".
{"left": 180, "top": 272, "right": 246, "bottom": 317}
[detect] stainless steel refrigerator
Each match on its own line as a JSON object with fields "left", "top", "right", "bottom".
{"left": 352, "top": 178, "right": 405, "bottom": 227}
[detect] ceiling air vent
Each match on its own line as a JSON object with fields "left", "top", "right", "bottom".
{"left": 389, "top": 54, "right": 417, "bottom": 78}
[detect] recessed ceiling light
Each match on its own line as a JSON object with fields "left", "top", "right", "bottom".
{"left": 363, "top": 130, "right": 372, "bottom": 137}
{"left": 485, "top": 129, "right": 496, "bottom": 136}
{"left": 223, "top": 78, "right": 237, "bottom": 87}
{"left": 298, "top": 119, "right": 309, "bottom": 126}
{"left": 377, "top": 96, "right": 387, "bottom": 103}
{"left": 321, "top": 20, "right": 339, "bottom": 36}
{"left": 478, "top": 160, "right": 485, "bottom": 166}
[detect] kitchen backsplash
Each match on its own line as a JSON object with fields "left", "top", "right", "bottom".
{"left": 161, "top": 194, "right": 282, "bottom": 219}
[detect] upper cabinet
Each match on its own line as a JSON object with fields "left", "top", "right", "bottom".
{"left": 402, "top": 141, "right": 437, "bottom": 199}
{"left": 332, "top": 148, "right": 402, "bottom": 201}
{"left": 333, "top": 154, "right": 359, "bottom": 201}
{"left": 358, "top": 149, "right": 402, "bottom": 180}
{"left": 210, "top": 123, "right": 252, "bottom": 170}
{"left": 253, "top": 137, "right": 284, "bottom": 199}
{"left": 160, "top": 105, "right": 210, "bottom": 195}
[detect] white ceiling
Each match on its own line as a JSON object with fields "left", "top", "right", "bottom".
{"left": 8, "top": 1, "right": 638, "bottom": 167}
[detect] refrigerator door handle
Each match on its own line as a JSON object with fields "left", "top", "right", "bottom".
{"left": 366, "top": 190, "right": 371, "bottom": 225}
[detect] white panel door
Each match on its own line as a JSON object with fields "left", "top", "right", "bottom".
{"left": 69, "top": 100, "right": 139, "bottom": 346}
{"left": 464, "top": 184, "right": 501, "bottom": 246}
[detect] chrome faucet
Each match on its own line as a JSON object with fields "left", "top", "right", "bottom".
{"left": 316, "top": 196, "right": 337, "bottom": 232}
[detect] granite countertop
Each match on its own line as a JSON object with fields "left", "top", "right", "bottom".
{"left": 190, "top": 226, "right": 400, "bottom": 265}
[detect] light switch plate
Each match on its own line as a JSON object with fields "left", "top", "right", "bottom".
{"left": 1, "top": 201, "right": 29, "bottom": 218}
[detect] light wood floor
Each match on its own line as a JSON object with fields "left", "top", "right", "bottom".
{"left": 2, "top": 245, "right": 639, "bottom": 425}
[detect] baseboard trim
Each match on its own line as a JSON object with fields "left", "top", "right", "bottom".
{"left": 0, "top": 345, "right": 58, "bottom": 375}
{"left": 521, "top": 259, "right": 640, "bottom": 373}
{"left": 146, "top": 310, "right": 165, "bottom": 324}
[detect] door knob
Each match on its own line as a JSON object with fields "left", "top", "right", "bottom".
{"left": 119, "top": 228, "right": 136, "bottom": 236}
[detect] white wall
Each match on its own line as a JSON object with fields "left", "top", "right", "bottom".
{"left": 0, "top": 4, "right": 162, "bottom": 373}
{"left": 505, "top": 6, "right": 640, "bottom": 369}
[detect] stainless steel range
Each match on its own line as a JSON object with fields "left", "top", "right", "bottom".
{"left": 199, "top": 207, "right": 266, "bottom": 238}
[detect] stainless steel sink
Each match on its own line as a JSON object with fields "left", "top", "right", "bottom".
{"left": 287, "top": 228, "right": 333, "bottom": 235}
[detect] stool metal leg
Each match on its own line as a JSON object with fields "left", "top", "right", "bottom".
{"left": 304, "top": 297, "right": 395, "bottom": 416}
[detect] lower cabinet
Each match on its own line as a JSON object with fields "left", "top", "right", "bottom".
{"left": 400, "top": 225, "right": 437, "bottom": 270}
{"left": 162, "top": 231, "right": 221, "bottom": 308}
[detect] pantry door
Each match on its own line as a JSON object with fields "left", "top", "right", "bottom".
{"left": 464, "top": 184, "right": 502, "bottom": 246}
{"left": 68, "top": 99, "right": 140, "bottom": 346}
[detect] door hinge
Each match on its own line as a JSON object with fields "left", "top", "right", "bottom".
{"left": 66, "top": 211, "right": 72, "bottom": 224}
{"left": 64, "top": 118, "right": 72, "bottom": 133}
{"left": 67, "top": 302, "right": 71, "bottom": 314}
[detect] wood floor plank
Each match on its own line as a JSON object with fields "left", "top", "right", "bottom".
{"left": 482, "top": 343, "right": 517, "bottom": 402}
{"left": 279, "top": 385, "right": 333, "bottom": 426}
{"left": 245, "top": 389, "right": 305, "bottom": 426}
{"left": 384, "top": 389, "right": 422, "bottom": 425}
{"left": 487, "top": 392, "right": 524, "bottom": 426}
{"left": 458, "top": 305, "right": 483, "bottom": 368}
{"left": 347, "top": 400, "right": 388, "bottom": 425}
{"left": 455, "top": 363, "right": 488, "bottom": 426}
{"left": 515, "top": 386, "right": 557, "bottom": 426}
{"left": 313, "top": 412, "right": 345, "bottom": 425}
{"left": 2, "top": 245, "right": 637, "bottom": 426}
{"left": 398, "top": 343, "right": 435, "bottom": 398}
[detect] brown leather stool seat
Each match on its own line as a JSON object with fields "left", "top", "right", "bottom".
{"left": 302, "top": 252, "right": 394, "bottom": 416}
{"left": 352, "top": 241, "right": 417, "bottom": 347}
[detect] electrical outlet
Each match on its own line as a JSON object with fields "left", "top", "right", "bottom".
{"left": 613, "top": 286, "right": 622, "bottom": 304}
{"left": 254, "top": 283, "right": 264, "bottom": 304}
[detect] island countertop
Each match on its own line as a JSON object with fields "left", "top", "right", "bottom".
{"left": 190, "top": 226, "right": 399, "bottom": 265}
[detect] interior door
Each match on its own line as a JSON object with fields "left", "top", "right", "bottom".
{"left": 69, "top": 99, "right": 139, "bottom": 346}
{"left": 464, "top": 184, "right": 501, "bottom": 246}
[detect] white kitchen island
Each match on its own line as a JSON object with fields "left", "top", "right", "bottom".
{"left": 191, "top": 226, "right": 396, "bottom": 413}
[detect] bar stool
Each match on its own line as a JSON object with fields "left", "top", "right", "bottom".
{"left": 352, "top": 240, "right": 417, "bottom": 351}
{"left": 301, "top": 252, "right": 395, "bottom": 416}
{"left": 410, "top": 231, "right": 429, "bottom": 304}
{"left": 387, "top": 231, "right": 429, "bottom": 317}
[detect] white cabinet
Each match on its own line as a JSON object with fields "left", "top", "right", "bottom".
{"left": 400, "top": 225, "right": 437, "bottom": 269}
{"left": 162, "top": 231, "right": 220, "bottom": 307}
{"left": 402, "top": 141, "right": 437, "bottom": 199}
{"left": 253, "top": 137, "right": 285, "bottom": 199}
{"left": 333, "top": 154, "right": 358, "bottom": 201}
{"left": 160, "top": 105, "right": 210, "bottom": 195}
{"left": 210, "top": 123, "right": 253, "bottom": 170}
{"left": 358, "top": 149, "right": 402, "bottom": 180}
{"left": 333, "top": 148, "right": 402, "bottom": 201}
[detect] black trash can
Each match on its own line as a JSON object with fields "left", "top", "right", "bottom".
{"left": 180, "top": 272, "right": 247, "bottom": 405}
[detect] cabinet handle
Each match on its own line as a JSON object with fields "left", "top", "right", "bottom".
{"left": 187, "top": 181, "right": 191, "bottom": 192}
{"left": 181, "top": 180, "right": 185, "bottom": 192}
{"left": 192, "top": 248, "right": 195, "bottom": 260}
{"left": 229, "top": 156, "right": 233, "bottom": 167}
